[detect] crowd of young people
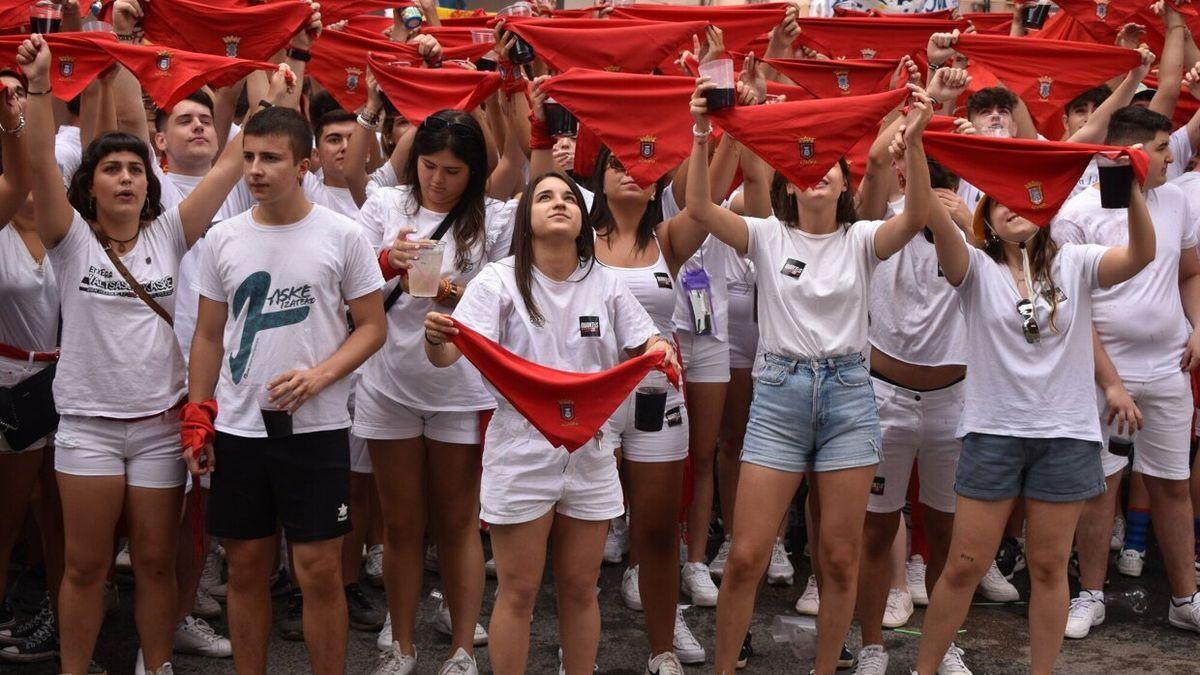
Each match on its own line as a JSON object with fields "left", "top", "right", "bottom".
{"left": 1, "top": 1, "right": 1200, "bottom": 675}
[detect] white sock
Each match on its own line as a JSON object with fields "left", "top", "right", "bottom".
{"left": 1081, "top": 589, "right": 1104, "bottom": 602}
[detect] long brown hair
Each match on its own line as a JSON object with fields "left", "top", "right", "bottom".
{"left": 770, "top": 157, "right": 858, "bottom": 229}
{"left": 509, "top": 172, "right": 596, "bottom": 326}
{"left": 980, "top": 196, "right": 1063, "bottom": 332}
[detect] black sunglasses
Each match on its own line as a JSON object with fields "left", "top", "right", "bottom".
{"left": 1016, "top": 299, "right": 1041, "bottom": 344}
{"left": 421, "top": 116, "right": 476, "bottom": 139}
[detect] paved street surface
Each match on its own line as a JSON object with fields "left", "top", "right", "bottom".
{"left": 4, "top": 536, "right": 1197, "bottom": 675}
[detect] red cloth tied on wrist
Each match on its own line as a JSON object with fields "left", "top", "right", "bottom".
{"left": 96, "top": 41, "right": 276, "bottom": 110}
{"left": 793, "top": 16, "right": 963, "bottom": 60}
{"left": 448, "top": 318, "right": 679, "bottom": 453}
{"left": 141, "top": 0, "right": 311, "bottom": 61}
{"left": 610, "top": 4, "right": 786, "bottom": 54}
{"left": 0, "top": 32, "right": 116, "bottom": 101}
{"left": 368, "top": 53, "right": 502, "bottom": 124}
{"left": 708, "top": 86, "right": 909, "bottom": 190}
{"left": 378, "top": 249, "right": 404, "bottom": 282}
{"left": 951, "top": 33, "right": 1141, "bottom": 141}
{"left": 540, "top": 69, "right": 696, "bottom": 189}
{"left": 503, "top": 18, "right": 707, "bottom": 74}
{"left": 922, "top": 131, "right": 1149, "bottom": 227}
{"left": 180, "top": 400, "right": 218, "bottom": 454}
{"left": 757, "top": 56, "right": 899, "bottom": 98}
{"left": 530, "top": 115, "right": 553, "bottom": 150}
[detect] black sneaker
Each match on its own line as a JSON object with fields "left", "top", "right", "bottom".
{"left": 736, "top": 632, "right": 752, "bottom": 669}
{"left": 837, "top": 643, "right": 856, "bottom": 669}
{"left": 0, "top": 612, "right": 57, "bottom": 662}
{"left": 996, "top": 537, "right": 1024, "bottom": 579}
{"left": 345, "top": 583, "right": 385, "bottom": 632}
{"left": 0, "top": 598, "right": 51, "bottom": 646}
{"left": 278, "top": 591, "right": 304, "bottom": 641}
{"left": 0, "top": 599, "right": 13, "bottom": 631}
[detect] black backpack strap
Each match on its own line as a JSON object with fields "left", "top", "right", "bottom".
{"left": 382, "top": 209, "right": 458, "bottom": 312}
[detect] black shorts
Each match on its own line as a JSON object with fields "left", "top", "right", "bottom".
{"left": 207, "top": 429, "right": 352, "bottom": 543}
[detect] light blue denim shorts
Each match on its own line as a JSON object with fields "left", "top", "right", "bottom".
{"left": 740, "top": 352, "right": 882, "bottom": 474}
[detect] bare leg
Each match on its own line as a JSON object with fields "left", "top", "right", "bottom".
{"left": 291, "top": 538, "right": 349, "bottom": 675}
{"left": 174, "top": 487, "right": 206, "bottom": 623}
{"left": 551, "top": 514, "right": 608, "bottom": 675}
{"left": 856, "top": 510, "right": 902, "bottom": 648}
{"left": 126, "top": 485, "right": 184, "bottom": 671}
{"left": 225, "top": 536, "right": 277, "bottom": 674}
{"left": 1075, "top": 473, "right": 1123, "bottom": 592}
{"left": 0, "top": 450, "right": 43, "bottom": 602}
{"left": 341, "top": 473, "right": 372, "bottom": 586}
{"left": 625, "top": 459, "right": 686, "bottom": 655}
{"left": 34, "top": 447, "right": 64, "bottom": 617}
{"left": 426, "top": 439, "right": 485, "bottom": 658}
{"left": 923, "top": 507, "right": 954, "bottom": 589}
{"left": 685, "top": 381, "right": 728, "bottom": 562}
{"left": 1024, "top": 499, "right": 1086, "bottom": 675}
{"left": 717, "top": 369, "right": 753, "bottom": 532}
{"left": 488, "top": 511, "right": 553, "bottom": 675}
{"left": 369, "top": 437, "right": 427, "bottom": 654}
{"left": 1144, "top": 475, "right": 1199, "bottom": 597}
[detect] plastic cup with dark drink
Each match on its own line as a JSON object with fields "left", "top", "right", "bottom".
{"left": 1097, "top": 156, "right": 1134, "bottom": 209}
{"left": 259, "top": 386, "right": 293, "bottom": 439}
{"left": 699, "top": 59, "right": 736, "bottom": 111}
{"left": 29, "top": 1, "right": 62, "bottom": 35}
{"left": 1022, "top": 1, "right": 1051, "bottom": 29}
{"left": 1107, "top": 433, "right": 1133, "bottom": 457}
{"left": 634, "top": 372, "right": 668, "bottom": 433}
{"left": 545, "top": 98, "right": 578, "bottom": 137}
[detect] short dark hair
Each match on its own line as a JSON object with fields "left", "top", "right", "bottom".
{"left": 928, "top": 158, "right": 958, "bottom": 192}
{"left": 68, "top": 132, "right": 163, "bottom": 223}
{"left": 306, "top": 90, "right": 340, "bottom": 128}
{"left": 66, "top": 94, "right": 81, "bottom": 117}
{"left": 966, "top": 87, "right": 1018, "bottom": 117}
{"left": 1105, "top": 105, "right": 1172, "bottom": 146}
{"left": 1065, "top": 85, "right": 1111, "bottom": 114}
{"left": 313, "top": 109, "right": 356, "bottom": 143}
{"left": 154, "top": 90, "right": 215, "bottom": 133}
{"left": 243, "top": 106, "right": 313, "bottom": 164}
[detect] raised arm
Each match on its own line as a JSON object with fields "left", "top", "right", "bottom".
{"left": 110, "top": 0, "right": 151, "bottom": 146}
{"left": 1148, "top": 3, "right": 1186, "bottom": 119}
{"left": 685, "top": 78, "right": 750, "bottom": 256}
{"left": 856, "top": 115, "right": 905, "bottom": 220}
{"left": 928, "top": 182, "right": 970, "bottom": 286}
{"left": 16, "top": 36, "right": 74, "bottom": 247}
{"left": 346, "top": 70, "right": 385, "bottom": 207}
{"left": 873, "top": 85, "right": 934, "bottom": 260}
{"left": 1097, "top": 178, "right": 1156, "bottom": 286}
{"left": 528, "top": 76, "right": 557, "bottom": 178}
{"left": 0, "top": 88, "right": 30, "bottom": 227}
{"left": 486, "top": 90, "right": 529, "bottom": 200}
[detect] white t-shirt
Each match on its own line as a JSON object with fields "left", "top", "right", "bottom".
{"left": 0, "top": 226, "right": 59, "bottom": 353}
{"left": 55, "top": 125, "right": 81, "bottom": 188}
{"left": 48, "top": 209, "right": 188, "bottom": 417}
{"left": 746, "top": 216, "right": 884, "bottom": 363}
{"left": 955, "top": 243, "right": 1108, "bottom": 441}
{"left": 452, "top": 257, "right": 657, "bottom": 452}
{"left": 196, "top": 204, "right": 383, "bottom": 437}
{"left": 1170, "top": 171, "right": 1200, "bottom": 227}
{"left": 357, "top": 186, "right": 517, "bottom": 411}
{"left": 1052, "top": 183, "right": 1196, "bottom": 382}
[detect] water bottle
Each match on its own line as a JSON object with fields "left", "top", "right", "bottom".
{"left": 771, "top": 614, "right": 816, "bottom": 661}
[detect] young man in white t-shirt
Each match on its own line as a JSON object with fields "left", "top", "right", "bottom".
{"left": 1052, "top": 105, "right": 1200, "bottom": 638}
{"left": 187, "top": 107, "right": 386, "bottom": 675}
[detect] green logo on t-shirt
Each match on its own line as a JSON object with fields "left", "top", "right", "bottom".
{"left": 229, "top": 271, "right": 312, "bottom": 383}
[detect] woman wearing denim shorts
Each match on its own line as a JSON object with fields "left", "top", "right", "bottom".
{"left": 912, "top": 188, "right": 1156, "bottom": 675}
{"left": 687, "top": 82, "right": 936, "bottom": 674}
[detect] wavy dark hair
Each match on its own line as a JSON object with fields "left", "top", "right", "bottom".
{"left": 770, "top": 157, "right": 857, "bottom": 228}
{"left": 68, "top": 132, "right": 163, "bottom": 224}
{"left": 586, "top": 145, "right": 668, "bottom": 253}
{"left": 510, "top": 171, "right": 596, "bottom": 326}
{"left": 403, "top": 109, "right": 488, "bottom": 272}
{"left": 980, "top": 195, "right": 1062, "bottom": 332}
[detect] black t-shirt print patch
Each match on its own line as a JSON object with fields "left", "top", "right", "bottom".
{"left": 654, "top": 272, "right": 673, "bottom": 289}
{"left": 781, "top": 258, "right": 806, "bottom": 279}
{"left": 579, "top": 315, "right": 602, "bottom": 337}
{"left": 871, "top": 476, "right": 886, "bottom": 495}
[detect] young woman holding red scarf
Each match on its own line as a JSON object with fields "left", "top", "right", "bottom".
{"left": 686, "top": 75, "right": 936, "bottom": 674}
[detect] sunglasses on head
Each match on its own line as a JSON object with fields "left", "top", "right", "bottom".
{"left": 605, "top": 154, "right": 626, "bottom": 173}
{"left": 421, "top": 116, "right": 476, "bottom": 139}
{"left": 1016, "top": 299, "right": 1041, "bottom": 344}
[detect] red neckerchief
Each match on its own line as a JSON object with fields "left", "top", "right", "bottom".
{"left": 368, "top": 53, "right": 502, "bottom": 124}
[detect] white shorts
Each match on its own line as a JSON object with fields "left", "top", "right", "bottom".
{"left": 679, "top": 332, "right": 730, "bottom": 384}
{"left": 0, "top": 355, "right": 54, "bottom": 453}
{"left": 866, "top": 377, "right": 964, "bottom": 514}
{"left": 346, "top": 376, "right": 372, "bottom": 474}
{"left": 54, "top": 412, "right": 186, "bottom": 489}
{"left": 608, "top": 375, "right": 689, "bottom": 463}
{"left": 351, "top": 380, "right": 482, "bottom": 445}
{"left": 479, "top": 410, "right": 624, "bottom": 525}
{"left": 727, "top": 291, "right": 758, "bottom": 370}
{"left": 1096, "top": 372, "right": 1192, "bottom": 480}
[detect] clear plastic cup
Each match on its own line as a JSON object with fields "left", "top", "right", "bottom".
{"left": 258, "top": 385, "right": 292, "bottom": 438}
{"left": 408, "top": 241, "right": 446, "bottom": 298}
{"left": 29, "top": 1, "right": 62, "bottom": 34}
{"left": 497, "top": 2, "right": 534, "bottom": 17}
{"left": 471, "top": 28, "right": 496, "bottom": 44}
{"left": 699, "top": 59, "right": 736, "bottom": 110}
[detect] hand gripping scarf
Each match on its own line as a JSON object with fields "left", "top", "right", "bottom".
{"left": 503, "top": 18, "right": 707, "bottom": 74}
{"left": 922, "top": 131, "right": 1149, "bottom": 226}
{"left": 141, "top": 0, "right": 311, "bottom": 62}
{"left": 367, "top": 53, "right": 502, "bottom": 124}
{"left": 448, "top": 318, "right": 679, "bottom": 453}
{"left": 179, "top": 400, "right": 217, "bottom": 559}
{"left": 97, "top": 40, "right": 276, "bottom": 110}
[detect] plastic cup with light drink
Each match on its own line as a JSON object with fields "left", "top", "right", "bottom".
{"left": 408, "top": 240, "right": 446, "bottom": 298}
{"left": 29, "top": 0, "right": 62, "bottom": 34}
{"left": 259, "top": 385, "right": 293, "bottom": 438}
{"left": 699, "top": 59, "right": 736, "bottom": 111}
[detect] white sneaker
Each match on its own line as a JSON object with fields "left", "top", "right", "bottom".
{"left": 978, "top": 562, "right": 1019, "bottom": 602}
{"left": 198, "top": 548, "right": 223, "bottom": 594}
{"left": 604, "top": 515, "right": 630, "bottom": 564}
{"left": 647, "top": 650, "right": 685, "bottom": 674}
{"left": 371, "top": 641, "right": 417, "bottom": 675}
{"left": 191, "top": 587, "right": 221, "bottom": 620}
{"left": 794, "top": 575, "right": 819, "bottom": 615}
{"left": 173, "top": 616, "right": 232, "bottom": 657}
{"left": 485, "top": 558, "right": 497, "bottom": 578}
{"left": 365, "top": 544, "right": 384, "bottom": 586}
{"left": 116, "top": 542, "right": 132, "bottom": 573}
{"left": 622, "top": 565, "right": 643, "bottom": 611}
{"left": 853, "top": 644, "right": 888, "bottom": 675}
{"left": 710, "top": 536, "right": 732, "bottom": 580}
{"left": 1168, "top": 593, "right": 1200, "bottom": 633}
{"left": 937, "top": 643, "right": 972, "bottom": 674}
{"left": 1064, "top": 591, "right": 1105, "bottom": 639}
{"left": 1117, "top": 548, "right": 1145, "bottom": 577}
{"left": 1110, "top": 515, "right": 1126, "bottom": 552}
{"left": 438, "top": 647, "right": 478, "bottom": 675}
{"left": 376, "top": 613, "right": 393, "bottom": 651}
{"left": 134, "top": 652, "right": 175, "bottom": 675}
{"left": 672, "top": 605, "right": 705, "bottom": 664}
{"left": 433, "top": 595, "right": 488, "bottom": 646}
{"left": 906, "top": 555, "right": 929, "bottom": 607}
{"left": 882, "top": 588, "right": 914, "bottom": 628}
{"left": 424, "top": 545, "right": 439, "bottom": 573}
{"left": 767, "top": 538, "right": 794, "bottom": 586}
{"left": 680, "top": 562, "right": 719, "bottom": 606}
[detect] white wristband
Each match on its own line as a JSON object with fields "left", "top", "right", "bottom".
{"left": 693, "top": 123, "right": 712, "bottom": 138}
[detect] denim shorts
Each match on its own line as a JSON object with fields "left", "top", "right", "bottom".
{"left": 740, "top": 352, "right": 881, "bottom": 474}
{"left": 956, "top": 433, "right": 1106, "bottom": 503}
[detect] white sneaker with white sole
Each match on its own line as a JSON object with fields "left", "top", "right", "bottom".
{"left": 937, "top": 643, "right": 972, "bottom": 674}
{"left": 1117, "top": 548, "right": 1145, "bottom": 577}
{"left": 977, "top": 562, "right": 1019, "bottom": 602}
{"left": 853, "top": 644, "right": 887, "bottom": 675}
{"left": 173, "top": 616, "right": 231, "bottom": 657}
{"left": 907, "top": 555, "right": 929, "bottom": 606}
{"left": 622, "top": 565, "right": 643, "bottom": 611}
{"left": 795, "top": 575, "right": 819, "bottom": 615}
{"left": 680, "top": 562, "right": 718, "bottom": 607}
{"left": 882, "top": 588, "right": 914, "bottom": 628}
{"left": 1064, "top": 591, "right": 1105, "bottom": 639}
{"left": 673, "top": 605, "right": 705, "bottom": 664}
{"left": 767, "top": 538, "right": 794, "bottom": 586}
